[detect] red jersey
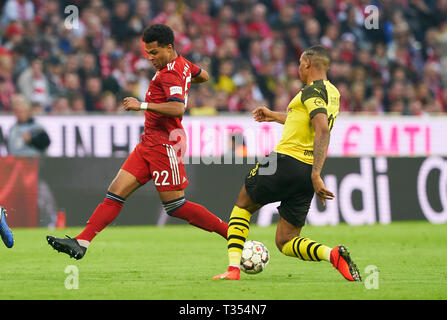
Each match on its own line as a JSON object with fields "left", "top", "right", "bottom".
{"left": 143, "top": 55, "right": 201, "bottom": 146}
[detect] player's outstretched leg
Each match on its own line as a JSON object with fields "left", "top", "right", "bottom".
{"left": 212, "top": 266, "right": 240, "bottom": 280}
{"left": 162, "top": 194, "right": 228, "bottom": 239}
{"left": 47, "top": 235, "right": 87, "bottom": 260}
{"left": 281, "top": 236, "right": 361, "bottom": 281}
{"left": 278, "top": 216, "right": 361, "bottom": 282}
{"left": 46, "top": 191, "right": 126, "bottom": 259}
{"left": 0, "top": 206, "right": 14, "bottom": 248}
{"left": 330, "top": 245, "right": 362, "bottom": 282}
{"left": 213, "top": 205, "right": 252, "bottom": 280}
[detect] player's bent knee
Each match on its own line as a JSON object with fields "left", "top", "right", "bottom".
{"left": 108, "top": 179, "right": 130, "bottom": 198}
{"left": 107, "top": 182, "right": 136, "bottom": 199}
{"left": 107, "top": 170, "right": 141, "bottom": 199}
{"left": 107, "top": 187, "right": 127, "bottom": 199}
{"left": 235, "top": 202, "right": 259, "bottom": 213}
{"left": 235, "top": 188, "right": 260, "bottom": 213}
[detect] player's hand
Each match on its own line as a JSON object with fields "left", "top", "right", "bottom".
{"left": 122, "top": 97, "right": 142, "bottom": 111}
{"left": 311, "top": 175, "right": 335, "bottom": 206}
{"left": 252, "top": 107, "right": 275, "bottom": 122}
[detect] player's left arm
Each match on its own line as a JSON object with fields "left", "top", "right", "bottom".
{"left": 122, "top": 97, "right": 185, "bottom": 117}
{"left": 191, "top": 68, "right": 209, "bottom": 84}
{"left": 311, "top": 113, "right": 335, "bottom": 206}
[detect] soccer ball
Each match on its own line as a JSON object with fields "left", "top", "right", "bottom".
{"left": 240, "top": 240, "right": 269, "bottom": 274}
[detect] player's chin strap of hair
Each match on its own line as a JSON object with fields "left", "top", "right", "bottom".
{"left": 140, "top": 102, "right": 148, "bottom": 110}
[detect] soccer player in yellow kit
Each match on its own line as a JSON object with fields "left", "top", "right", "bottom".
{"left": 213, "top": 45, "right": 361, "bottom": 281}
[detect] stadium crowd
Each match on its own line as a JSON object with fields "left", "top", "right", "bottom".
{"left": 0, "top": 0, "right": 446, "bottom": 116}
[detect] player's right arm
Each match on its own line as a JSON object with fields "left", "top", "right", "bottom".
{"left": 300, "top": 83, "right": 336, "bottom": 205}
{"left": 252, "top": 107, "right": 287, "bottom": 124}
{"left": 311, "top": 112, "right": 335, "bottom": 206}
{"left": 122, "top": 97, "right": 185, "bottom": 117}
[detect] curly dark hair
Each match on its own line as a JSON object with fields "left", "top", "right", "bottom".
{"left": 142, "top": 24, "right": 175, "bottom": 46}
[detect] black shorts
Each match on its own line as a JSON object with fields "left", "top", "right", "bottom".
{"left": 244, "top": 152, "right": 314, "bottom": 227}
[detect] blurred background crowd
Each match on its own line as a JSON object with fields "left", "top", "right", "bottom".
{"left": 0, "top": 0, "right": 447, "bottom": 116}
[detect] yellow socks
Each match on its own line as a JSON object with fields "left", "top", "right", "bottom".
{"left": 281, "top": 237, "right": 331, "bottom": 262}
{"left": 227, "top": 206, "right": 252, "bottom": 266}
{"left": 226, "top": 206, "right": 331, "bottom": 266}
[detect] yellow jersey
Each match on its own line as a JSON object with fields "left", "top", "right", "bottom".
{"left": 274, "top": 79, "right": 340, "bottom": 165}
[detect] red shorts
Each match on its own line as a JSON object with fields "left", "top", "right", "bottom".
{"left": 121, "top": 142, "right": 189, "bottom": 191}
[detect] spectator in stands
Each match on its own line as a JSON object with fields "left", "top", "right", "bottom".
{"left": 0, "top": 0, "right": 445, "bottom": 115}
{"left": 439, "top": 87, "right": 447, "bottom": 112}
{"left": 78, "top": 52, "right": 101, "bottom": 84}
{"left": 84, "top": 76, "right": 103, "bottom": 112}
{"left": 350, "top": 82, "right": 366, "bottom": 113}
{"left": 214, "top": 90, "right": 230, "bottom": 113}
{"left": 133, "top": 59, "right": 152, "bottom": 101}
{"left": 283, "top": 24, "right": 305, "bottom": 61}
{"left": 321, "top": 23, "right": 340, "bottom": 49}
{"left": 7, "top": 94, "right": 50, "bottom": 157}
{"left": 0, "top": 53, "right": 16, "bottom": 110}
{"left": 70, "top": 94, "right": 87, "bottom": 114}
{"left": 7, "top": 94, "right": 57, "bottom": 228}
{"left": 50, "top": 96, "right": 71, "bottom": 115}
{"left": 116, "top": 75, "right": 139, "bottom": 103}
{"left": 303, "top": 18, "right": 322, "bottom": 48}
{"left": 390, "top": 99, "right": 406, "bottom": 114}
{"left": 371, "top": 84, "right": 386, "bottom": 113}
{"left": 63, "top": 72, "right": 81, "bottom": 100}
{"left": 214, "top": 59, "right": 236, "bottom": 94}
{"left": 1, "top": 0, "right": 35, "bottom": 26}
{"left": 439, "top": 22, "right": 447, "bottom": 86}
{"left": 45, "top": 56, "right": 64, "bottom": 100}
{"left": 364, "top": 97, "right": 382, "bottom": 115}
{"left": 151, "top": 0, "right": 177, "bottom": 25}
{"left": 100, "top": 91, "right": 118, "bottom": 114}
{"left": 110, "top": 1, "right": 132, "bottom": 42}
{"left": 270, "top": 3, "right": 300, "bottom": 31}
{"left": 2, "top": 21, "right": 25, "bottom": 52}
{"left": 0, "top": 76, "right": 13, "bottom": 112}
{"left": 189, "top": 84, "right": 218, "bottom": 116}
{"left": 246, "top": 3, "right": 272, "bottom": 40}
{"left": 17, "top": 57, "right": 50, "bottom": 108}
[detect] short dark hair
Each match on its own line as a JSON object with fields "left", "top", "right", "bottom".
{"left": 303, "top": 45, "right": 331, "bottom": 70}
{"left": 142, "top": 24, "right": 174, "bottom": 46}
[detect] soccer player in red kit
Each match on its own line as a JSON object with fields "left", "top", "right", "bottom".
{"left": 47, "top": 24, "right": 228, "bottom": 260}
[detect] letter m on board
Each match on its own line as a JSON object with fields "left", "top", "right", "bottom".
{"left": 167, "top": 61, "right": 175, "bottom": 71}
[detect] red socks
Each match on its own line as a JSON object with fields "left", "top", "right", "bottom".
{"left": 170, "top": 201, "right": 228, "bottom": 239}
{"left": 76, "top": 193, "right": 228, "bottom": 243}
{"left": 75, "top": 197, "right": 123, "bottom": 242}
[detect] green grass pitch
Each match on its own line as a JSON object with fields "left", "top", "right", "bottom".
{"left": 0, "top": 221, "right": 446, "bottom": 300}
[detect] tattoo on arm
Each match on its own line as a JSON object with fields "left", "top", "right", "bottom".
{"left": 312, "top": 132, "right": 330, "bottom": 176}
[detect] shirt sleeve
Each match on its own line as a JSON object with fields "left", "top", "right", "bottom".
{"left": 159, "top": 70, "right": 185, "bottom": 103}
{"left": 191, "top": 63, "right": 201, "bottom": 78}
{"left": 301, "top": 87, "right": 328, "bottom": 119}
